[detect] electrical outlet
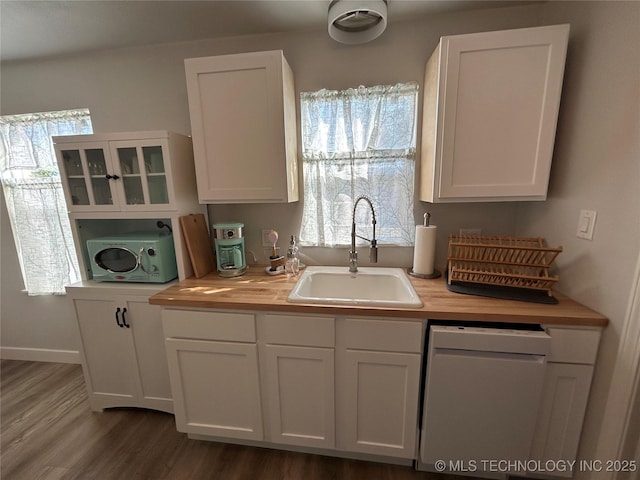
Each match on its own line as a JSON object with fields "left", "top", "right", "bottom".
{"left": 262, "top": 229, "right": 274, "bottom": 247}
{"left": 459, "top": 228, "right": 482, "bottom": 236}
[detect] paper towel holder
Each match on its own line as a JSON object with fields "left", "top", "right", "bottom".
{"left": 408, "top": 211, "right": 442, "bottom": 279}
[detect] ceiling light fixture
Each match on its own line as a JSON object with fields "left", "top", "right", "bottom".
{"left": 328, "top": 0, "right": 388, "bottom": 45}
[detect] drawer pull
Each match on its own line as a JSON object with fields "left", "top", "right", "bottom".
{"left": 122, "top": 308, "right": 130, "bottom": 328}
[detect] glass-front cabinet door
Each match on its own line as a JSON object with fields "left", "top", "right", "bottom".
{"left": 55, "top": 135, "right": 178, "bottom": 213}
{"left": 54, "top": 142, "right": 120, "bottom": 212}
{"left": 109, "top": 139, "right": 173, "bottom": 211}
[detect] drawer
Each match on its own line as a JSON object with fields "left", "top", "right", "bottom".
{"left": 545, "top": 326, "right": 601, "bottom": 364}
{"left": 163, "top": 309, "right": 255, "bottom": 342}
{"left": 337, "top": 317, "right": 422, "bottom": 353}
{"left": 259, "top": 314, "right": 334, "bottom": 347}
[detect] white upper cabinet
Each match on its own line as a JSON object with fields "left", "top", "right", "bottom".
{"left": 54, "top": 131, "right": 197, "bottom": 213}
{"left": 420, "top": 24, "right": 570, "bottom": 202}
{"left": 185, "top": 50, "right": 299, "bottom": 204}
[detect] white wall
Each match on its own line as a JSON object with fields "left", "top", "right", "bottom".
{"left": 1, "top": 3, "right": 540, "bottom": 355}
{"left": 1, "top": 0, "right": 638, "bottom": 471}
{"left": 1, "top": 194, "right": 81, "bottom": 361}
{"left": 517, "top": 2, "right": 640, "bottom": 472}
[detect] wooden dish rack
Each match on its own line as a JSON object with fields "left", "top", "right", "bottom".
{"left": 447, "top": 234, "right": 563, "bottom": 296}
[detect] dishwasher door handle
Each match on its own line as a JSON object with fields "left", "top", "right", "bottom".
{"left": 434, "top": 347, "right": 546, "bottom": 363}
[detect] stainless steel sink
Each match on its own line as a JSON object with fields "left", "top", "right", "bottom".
{"left": 287, "top": 266, "right": 423, "bottom": 308}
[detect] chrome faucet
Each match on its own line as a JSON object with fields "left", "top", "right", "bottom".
{"left": 349, "top": 196, "right": 378, "bottom": 273}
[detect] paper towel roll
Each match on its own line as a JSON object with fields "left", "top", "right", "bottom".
{"left": 413, "top": 225, "right": 437, "bottom": 275}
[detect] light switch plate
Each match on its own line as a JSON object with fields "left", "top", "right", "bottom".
{"left": 576, "top": 210, "right": 597, "bottom": 240}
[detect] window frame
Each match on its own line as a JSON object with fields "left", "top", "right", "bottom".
{"left": 298, "top": 82, "right": 419, "bottom": 248}
{"left": 0, "top": 109, "right": 93, "bottom": 295}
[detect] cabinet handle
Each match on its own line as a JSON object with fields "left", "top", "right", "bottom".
{"left": 112, "top": 174, "right": 120, "bottom": 180}
{"left": 121, "top": 308, "right": 130, "bottom": 328}
{"left": 115, "top": 307, "right": 123, "bottom": 328}
{"left": 105, "top": 174, "right": 120, "bottom": 180}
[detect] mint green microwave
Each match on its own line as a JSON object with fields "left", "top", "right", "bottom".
{"left": 86, "top": 232, "right": 177, "bottom": 283}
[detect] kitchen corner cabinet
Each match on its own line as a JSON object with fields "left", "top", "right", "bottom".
{"left": 420, "top": 24, "right": 570, "bottom": 203}
{"left": 163, "top": 310, "right": 263, "bottom": 441}
{"left": 53, "top": 131, "right": 197, "bottom": 213}
{"left": 336, "top": 318, "right": 422, "bottom": 459}
{"left": 67, "top": 285, "right": 173, "bottom": 413}
{"left": 529, "top": 326, "right": 601, "bottom": 476}
{"left": 184, "top": 50, "right": 299, "bottom": 204}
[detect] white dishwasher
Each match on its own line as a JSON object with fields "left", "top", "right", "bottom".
{"left": 418, "top": 325, "right": 550, "bottom": 474}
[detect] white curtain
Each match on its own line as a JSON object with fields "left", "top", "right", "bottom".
{"left": 299, "top": 82, "right": 418, "bottom": 247}
{"left": 0, "top": 109, "right": 93, "bottom": 295}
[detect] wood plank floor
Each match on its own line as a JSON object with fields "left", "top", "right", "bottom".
{"left": 1, "top": 360, "right": 468, "bottom": 480}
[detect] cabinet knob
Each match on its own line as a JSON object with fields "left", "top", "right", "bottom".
{"left": 115, "top": 307, "right": 123, "bottom": 328}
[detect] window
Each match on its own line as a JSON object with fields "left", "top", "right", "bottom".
{"left": 299, "top": 82, "right": 418, "bottom": 247}
{"left": 0, "top": 109, "right": 93, "bottom": 295}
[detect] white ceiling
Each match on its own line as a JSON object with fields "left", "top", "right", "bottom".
{"left": 0, "top": 0, "right": 540, "bottom": 62}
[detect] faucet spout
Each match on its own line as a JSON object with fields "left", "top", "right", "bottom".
{"left": 349, "top": 196, "right": 378, "bottom": 273}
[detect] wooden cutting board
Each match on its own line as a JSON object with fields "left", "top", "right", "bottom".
{"left": 179, "top": 214, "right": 215, "bottom": 278}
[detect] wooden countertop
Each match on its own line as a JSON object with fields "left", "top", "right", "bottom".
{"left": 149, "top": 268, "right": 608, "bottom": 327}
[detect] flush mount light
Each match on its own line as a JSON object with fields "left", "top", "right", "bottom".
{"left": 328, "top": 0, "right": 388, "bottom": 45}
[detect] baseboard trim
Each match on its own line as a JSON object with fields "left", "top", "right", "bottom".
{"left": 0, "top": 347, "right": 81, "bottom": 364}
{"left": 187, "top": 434, "right": 414, "bottom": 467}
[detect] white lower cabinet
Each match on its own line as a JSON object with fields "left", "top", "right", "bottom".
{"left": 529, "top": 326, "right": 601, "bottom": 477}
{"left": 163, "top": 310, "right": 263, "bottom": 440}
{"left": 161, "top": 309, "right": 423, "bottom": 461}
{"left": 263, "top": 345, "right": 334, "bottom": 448}
{"left": 69, "top": 289, "right": 173, "bottom": 413}
{"left": 530, "top": 363, "right": 593, "bottom": 469}
{"left": 336, "top": 318, "right": 423, "bottom": 459}
{"left": 259, "top": 314, "right": 335, "bottom": 449}
{"left": 159, "top": 308, "right": 602, "bottom": 470}
{"left": 165, "top": 339, "right": 263, "bottom": 440}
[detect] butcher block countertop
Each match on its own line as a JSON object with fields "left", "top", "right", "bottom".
{"left": 149, "top": 268, "right": 608, "bottom": 327}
